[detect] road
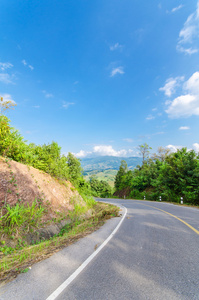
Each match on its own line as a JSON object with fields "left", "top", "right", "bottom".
{"left": 1, "top": 199, "right": 199, "bottom": 300}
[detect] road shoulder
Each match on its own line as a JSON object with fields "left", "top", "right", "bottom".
{"left": 0, "top": 202, "right": 126, "bottom": 300}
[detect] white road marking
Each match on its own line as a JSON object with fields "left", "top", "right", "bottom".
{"left": 46, "top": 204, "right": 127, "bottom": 300}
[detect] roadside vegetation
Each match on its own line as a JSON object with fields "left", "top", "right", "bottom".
{"left": 114, "top": 145, "right": 199, "bottom": 205}
{"left": 0, "top": 202, "right": 119, "bottom": 283}
{"left": 0, "top": 99, "right": 119, "bottom": 283}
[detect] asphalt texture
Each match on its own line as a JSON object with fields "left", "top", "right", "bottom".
{"left": 1, "top": 199, "right": 199, "bottom": 300}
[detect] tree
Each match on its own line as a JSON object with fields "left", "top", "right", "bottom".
{"left": 138, "top": 143, "right": 152, "bottom": 164}
{"left": 114, "top": 160, "right": 128, "bottom": 190}
{"left": 90, "top": 175, "right": 112, "bottom": 197}
{"left": 0, "top": 96, "right": 16, "bottom": 115}
{"left": 66, "top": 152, "right": 82, "bottom": 185}
{"left": 151, "top": 147, "right": 170, "bottom": 162}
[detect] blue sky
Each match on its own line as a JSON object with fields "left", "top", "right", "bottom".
{"left": 1, "top": 0, "right": 199, "bottom": 158}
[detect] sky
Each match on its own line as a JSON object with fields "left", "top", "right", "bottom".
{"left": 1, "top": 0, "right": 199, "bottom": 158}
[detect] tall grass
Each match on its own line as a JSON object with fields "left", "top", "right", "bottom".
{"left": 0, "top": 200, "right": 44, "bottom": 234}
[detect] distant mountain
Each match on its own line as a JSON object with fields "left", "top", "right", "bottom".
{"left": 81, "top": 156, "right": 142, "bottom": 172}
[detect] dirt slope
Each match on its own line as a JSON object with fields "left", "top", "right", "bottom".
{"left": 0, "top": 156, "right": 83, "bottom": 221}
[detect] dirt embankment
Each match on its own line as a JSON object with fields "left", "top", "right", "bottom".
{"left": 0, "top": 156, "right": 85, "bottom": 239}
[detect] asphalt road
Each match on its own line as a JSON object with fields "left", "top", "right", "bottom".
{"left": 1, "top": 199, "right": 199, "bottom": 300}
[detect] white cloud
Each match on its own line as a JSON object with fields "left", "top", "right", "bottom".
{"left": 166, "top": 94, "right": 199, "bottom": 117}
{"left": 45, "top": 93, "right": 53, "bottom": 98}
{"left": 93, "top": 145, "right": 126, "bottom": 156}
{"left": 177, "top": 1, "right": 199, "bottom": 54}
{"left": 179, "top": 126, "right": 190, "bottom": 130}
{"left": 74, "top": 145, "right": 137, "bottom": 158}
{"left": 0, "top": 73, "right": 14, "bottom": 84}
{"left": 22, "top": 59, "right": 34, "bottom": 70}
{"left": 42, "top": 90, "right": 53, "bottom": 98}
{"left": 184, "top": 71, "right": 199, "bottom": 94}
{"left": 146, "top": 115, "right": 155, "bottom": 120}
{"left": 110, "top": 43, "right": 123, "bottom": 51}
{"left": 123, "top": 138, "right": 134, "bottom": 143}
{"left": 0, "top": 62, "right": 13, "bottom": 71}
{"left": 167, "top": 143, "right": 199, "bottom": 153}
{"left": 32, "top": 105, "right": 40, "bottom": 108}
{"left": 166, "top": 144, "right": 182, "bottom": 152}
{"left": 159, "top": 76, "right": 184, "bottom": 97}
{"left": 62, "top": 101, "right": 75, "bottom": 109}
{"left": 177, "top": 46, "right": 198, "bottom": 54}
{"left": 171, "top": 4, "right": 183, "bottom": 13}
{"left": 165, "top": 72, "right": 199, "bottom": 118}
{"left": 75, "top": 150, "right": 92, "bottom": 158}
{"left": 28, "top": 65, "right": 34, "bottom": 71}
{"left": 193, "top": 143, "right": 199, "bottom": 152}
{"left": 22, "top": 59, "right": 27, "bottom": 66}
{"left": 110, "top": 67, "right": 124, "bottom": 77}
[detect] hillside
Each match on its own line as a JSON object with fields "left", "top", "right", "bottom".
{"left": 82, "top": 156, "right": 142, "bottom": 187}
{"left": 81, "top": 156, "right": 142, "bottom": 172}
{"left": 0, "top": 156, "right": 119, "bottom": 283}
{"left": 0, "top": 156, "right": 82, "bottom": 219}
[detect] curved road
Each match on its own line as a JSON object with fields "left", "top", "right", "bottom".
{"left": 1, "top": 199, "right": 199, "bottom": 300}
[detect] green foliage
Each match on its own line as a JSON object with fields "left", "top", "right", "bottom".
{"left": 114, "top": 160, "right": 128, "bottom": 190}
{"left": 90, "top": 175, "right": 112, "bottom": 198}
{"left": 0, "top": 115, "right": 70, "bottom": 180}
{"left": 0, "top": 200, "right": 44, "bottom": 234}
{"left": 66, "top": 152, "right": 82, "bottom": 185}
{"left": 114, "top": 148, "right": 199, "bottom": 205}
{"left": 0, "top": 115, "right": 28, "bottom": 160}
{"left": 0, "top": 115, "right": 107, "bottom": 203}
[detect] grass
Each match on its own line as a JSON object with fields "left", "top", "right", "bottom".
{"left": 0, "top": 202, "right": 119, "bottom": 284}
{"left": 0, "top": 200, "right": 45, "bottom": 235}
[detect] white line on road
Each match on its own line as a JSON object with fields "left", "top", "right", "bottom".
{"left": 46, "top": 204, "right": 127, "bottom": 300}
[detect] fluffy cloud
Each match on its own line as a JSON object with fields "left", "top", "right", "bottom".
{"left": 165, "top": 72, "right": 199, "bottom": 118}
{"left": 74, "top": 145, "right": 137, "bottom": 158}
{"left": 167, "top": 143, "right": 199, "bottom": 153}
{"left": 177, "top": 1, "right": 199, "bottom": 54}
{"left": 93, "top": 145, "right": 127, "bottom": 156}
{"left": 184, "top": 71, "right": 199, "bottom": 94}
{"left": 166, "top": 144, "right": 182, "bottom": 152}
{"left": 75, "top": 150, "right": 92, "bottom": 158}
{"left": 179, "top": 126, "right": 190, "bottom": 130}
{"left": 193, "top": 143, "right": 199, "bottom": 152}
{"left": 159, "top": 76, "right": 184, "bottom": 97}
{"left": 110, "top": 67, "right": 124, "bottom": 77}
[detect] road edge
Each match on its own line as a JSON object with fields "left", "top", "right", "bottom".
{"left": 46, "top": 202, "right": 127, "bottom": 300}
